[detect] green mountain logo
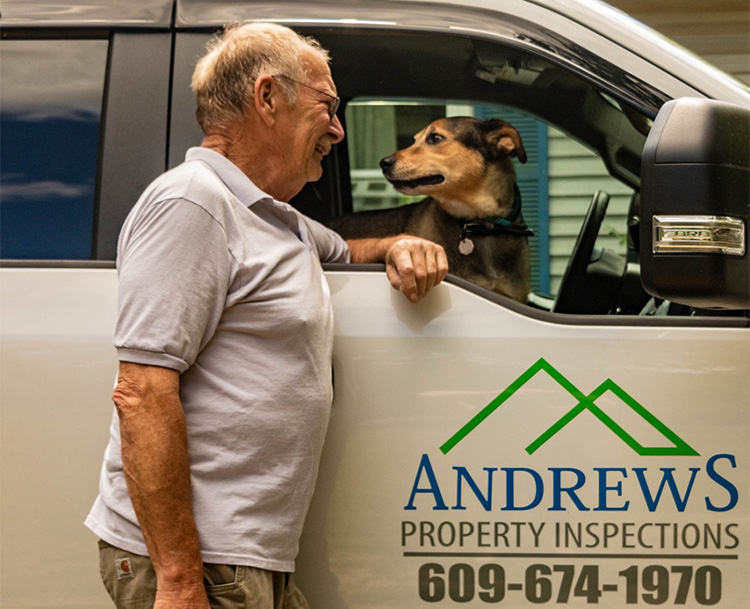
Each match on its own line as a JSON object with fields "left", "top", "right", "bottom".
{"left": 441, "top": 358, "right": 698, "bottom": 457}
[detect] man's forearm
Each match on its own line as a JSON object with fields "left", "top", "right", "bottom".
{"left": 346, "top": 235, "right": 404, "bottom": 263}
{"left": 113, "top": 362, "right": 205, "bottom": 596}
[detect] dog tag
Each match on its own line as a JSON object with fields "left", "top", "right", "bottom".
{"left": 458, "top": 238, "right": 474, "bottom": 256}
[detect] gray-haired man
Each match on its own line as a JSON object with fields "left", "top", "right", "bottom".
{"left": 86, "top": 22, "right": 447, "bottom": 609}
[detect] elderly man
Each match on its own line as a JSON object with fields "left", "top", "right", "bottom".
{"left": 85, "top": 22, "right": 447, "bottom": 609}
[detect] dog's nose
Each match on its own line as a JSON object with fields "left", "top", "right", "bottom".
{"left": 379, "top": 155, "right": 396, "bottom": 173}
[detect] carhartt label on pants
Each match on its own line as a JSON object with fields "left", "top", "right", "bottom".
{"left": 115, "top": 556, "right": 134, "bottom": 580}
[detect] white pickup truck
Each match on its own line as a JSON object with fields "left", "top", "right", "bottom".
{"left": 1, "top": 1, "right": 748, "bottom": 607}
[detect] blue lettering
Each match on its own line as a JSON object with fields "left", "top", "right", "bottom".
{"left": 705, "top": 453, "right": 739, "bottom": 512}
{"left": 404, "top": 453, "right": 448, "bottom": 510}
{"left": 404, "top": 453, "right": 739, "bottom": 514}
{"left": 634, "top": 467, "right": 699, "bottom": 512}
{"left": 502, "top": 467, "right": 543, "bottom": 511}
{"left": 594, "top": 467, "right": 629, "bottom": 511}
{"left": 453, "top": 466, "right": 497, "bottom": 511}
{"left": 549, "top": 468, "right": 589, "bottom": 511}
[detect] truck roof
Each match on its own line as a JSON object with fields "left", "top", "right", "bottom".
{"left": 3, "top": 0, "right": 747, "bottom": 104}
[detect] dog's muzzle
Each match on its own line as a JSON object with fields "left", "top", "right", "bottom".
{"left": 379, "top": 155, "right": 445, "bottom": 190}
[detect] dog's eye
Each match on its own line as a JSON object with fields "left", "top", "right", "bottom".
{"left": 426, "top": 132, "right": 445, "bottom": 145}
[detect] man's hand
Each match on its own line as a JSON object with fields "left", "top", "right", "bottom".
{"left": 384, "top": 237, "right": 448, "bottom": 303}
{"left": 346, "top": 234, "right": 448, "bottom": 303}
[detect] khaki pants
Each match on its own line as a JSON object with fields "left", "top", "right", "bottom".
{"left": 99, "top": 540, "right": 310, "bottom": 609}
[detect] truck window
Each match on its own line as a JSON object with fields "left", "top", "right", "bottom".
{"left": 345, "top": 100, "right": 634, "bottom": 301}
{"left": 0, "top": 39, "right": 108, "bottom": 260}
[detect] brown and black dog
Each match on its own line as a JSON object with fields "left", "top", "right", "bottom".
{"left": 328, "top": 117, "right": 532, "bottom": 302}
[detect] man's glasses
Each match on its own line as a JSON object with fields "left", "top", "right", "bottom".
{"left": 274, "top": 74, "right": 340, "bottom": 120}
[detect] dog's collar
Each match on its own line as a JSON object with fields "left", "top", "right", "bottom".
{"left": 461, "top": 183, "right": 534, "bottom": 237}
{"left": 458, "top": 183, "right": 533, "bottom": 255}
{"left": 485, "top": 182, "right": 523, "bottom": 227}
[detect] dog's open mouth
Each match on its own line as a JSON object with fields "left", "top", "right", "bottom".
{"left": 388, "top": 174, "right": 445, "bottom": 190}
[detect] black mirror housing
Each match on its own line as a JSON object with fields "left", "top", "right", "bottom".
{"left": 640, "top": 97, "right": 749, "bottom": 309}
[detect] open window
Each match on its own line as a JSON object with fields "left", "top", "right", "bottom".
{"left": 308, "top": 28, "right": 657, "bottom": 316}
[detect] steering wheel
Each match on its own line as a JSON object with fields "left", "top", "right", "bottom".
{"left": 553, "top": 191, "right": 610, "bottom": 314}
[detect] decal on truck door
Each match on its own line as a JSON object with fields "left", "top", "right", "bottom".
{"left": 401, "top": 359, "right": 742, "bottom": 607}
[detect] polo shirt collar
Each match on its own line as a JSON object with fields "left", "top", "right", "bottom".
{"left": 185, "top": 147, "right": 307, "bottom": 243}
{"left": 185, "top": 147, "right": 274, "bottom": 208}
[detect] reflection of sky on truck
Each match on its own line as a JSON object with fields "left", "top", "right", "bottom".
{"left": 0, "top": 40, "right": 107, "bottom": 259}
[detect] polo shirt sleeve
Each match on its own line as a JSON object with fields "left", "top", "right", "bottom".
{"left": 114, "top": 197, "right": 233, "bottom": 373}
{"left": 299, "top": 215, "right": 351, "bottom": 263}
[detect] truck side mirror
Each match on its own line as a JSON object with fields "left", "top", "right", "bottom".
{"left": 640, "top": 97, "right": 749, "bottom": 310}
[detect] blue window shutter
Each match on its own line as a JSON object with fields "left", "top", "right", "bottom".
{"left": 475, "top": 107, "right": 550, "bottom": 295}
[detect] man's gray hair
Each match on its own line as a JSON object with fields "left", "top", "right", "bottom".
{"left": 191, "top": 22, "right": 330, "bottom": 132}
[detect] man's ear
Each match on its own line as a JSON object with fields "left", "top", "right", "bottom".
{"left": 253, "top": 75, "right": 277, "bottom": 125}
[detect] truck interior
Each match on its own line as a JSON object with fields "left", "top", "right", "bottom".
{"left": 300, "top": 29, "right": 657, "bottom": 317}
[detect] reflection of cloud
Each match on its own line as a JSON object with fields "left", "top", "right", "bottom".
{"left": 2, "top": 109, "right": 99, "bottom": 123}
{"left": 0, "top": 39, "right": 107, "bottom": 120}
{"left": 0, "top": 180, "right": 93, "bottom": 202}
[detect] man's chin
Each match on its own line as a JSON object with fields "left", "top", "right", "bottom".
{"left": 306, "top": 163, "right": 324, "bottom": 183}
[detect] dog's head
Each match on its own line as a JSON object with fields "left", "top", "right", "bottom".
{"left": 380, "top": 117, "right": 526, "bottom": 218}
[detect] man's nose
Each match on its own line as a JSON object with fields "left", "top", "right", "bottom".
{"left": 328, "top": 114, "right": 345, "bottom": 144}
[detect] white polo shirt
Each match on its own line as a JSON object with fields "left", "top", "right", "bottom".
{"left": 85, "top": 147, "right": 350, "bottom": 571}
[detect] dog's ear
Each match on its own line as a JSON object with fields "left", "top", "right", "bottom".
{"left": 486, "top": 121, "right": 527, "bottom": 164}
